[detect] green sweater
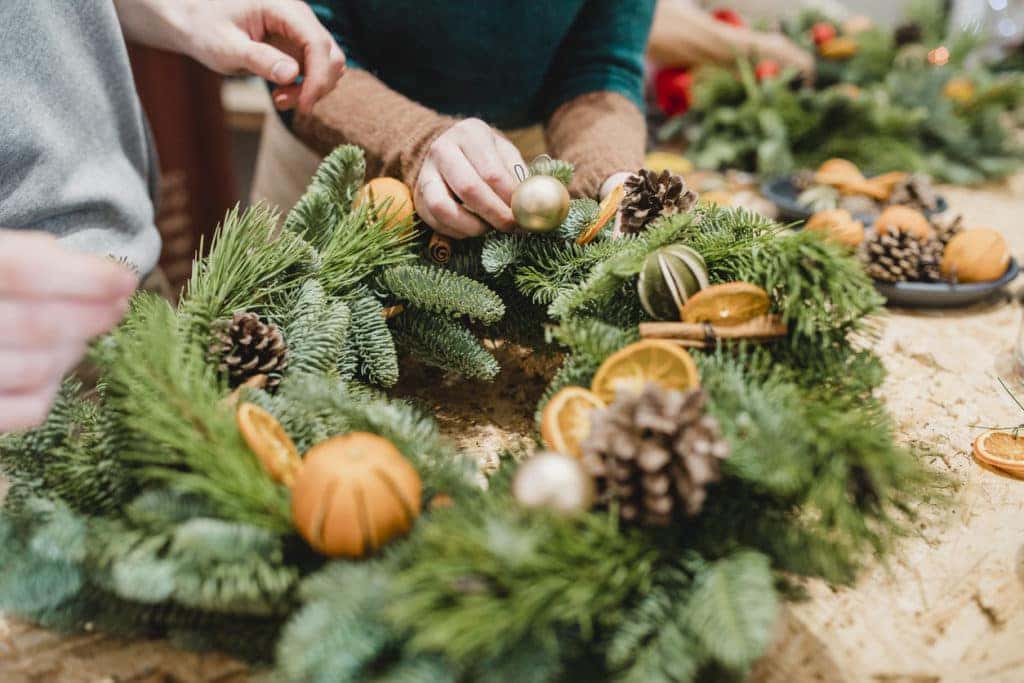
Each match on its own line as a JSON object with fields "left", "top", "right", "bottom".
{"left": 304, "top": 0, "right": 655, "bottom": 129}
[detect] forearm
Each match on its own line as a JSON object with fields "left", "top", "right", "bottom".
{"left": 293, "top": 69, "right": 457, "bottom": 188}
{"left": 545, "top": 92, "right": 646, "bottom": 199}
{"left": 648, "top": 0, "right": 751, "bottom": 67}
{"left": 112, "top": 0, "right": 195, "bottom": 55}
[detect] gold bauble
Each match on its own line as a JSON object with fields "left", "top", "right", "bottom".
{"left": 511, "top": 175, "right": 571, "bottom": 234}
{"left": 512, "top": 451, "right": 595, "bottom": 515}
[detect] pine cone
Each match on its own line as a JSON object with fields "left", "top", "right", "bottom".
{"left": 580, "top": 383, "right": 729, "bottom": 526}
{"left": 930, "top": 212, "right": 964, "bottom": 248}
{"left": 894, "top": 21, "right": 923, "bottom": 47}
{"left": 620, "top": 169, "right": 698, "bottom": 234}
{"left": 889, "top": 174, "right": 939, "bottom": 213}
{"left": 209, "top": 312, "right": 289, "bottom": 389}
{"left": 861, "top": 230, "right": 943, "bottom": 283}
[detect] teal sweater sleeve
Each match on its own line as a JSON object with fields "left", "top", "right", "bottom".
{"left": 537, "top": 0, "right": 656, "bottom": 119}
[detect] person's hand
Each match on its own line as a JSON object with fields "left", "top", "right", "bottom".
{"left": 0, "top": 232, "right": 137, "bottom": 432}
{"left": 115, "top": 0, "right": 346, "bottom": 113}
{"left": 414, "top": 118, "right": 527, "bottom": 239}
{"left": 747, "top": 32, "right": 815, "bottom": 78}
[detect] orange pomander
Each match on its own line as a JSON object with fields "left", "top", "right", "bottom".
{"left": 353, "top": 177, "right": 416, "bottom": 232}
{"left": 874, "top": 206, "right": 933, "bottom": 240}
{"left": 806, "top": 209, "right": 865, "bottom": 248}
{"left": 941, "top": 228, "right": 1010, "bottom": 283}
{"left": 291, "top": 432, "right": 422, "bottom": 558}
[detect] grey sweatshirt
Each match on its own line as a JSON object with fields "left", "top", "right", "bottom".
{"left": 0, "top": 2, "right": 161, "bottom": 275}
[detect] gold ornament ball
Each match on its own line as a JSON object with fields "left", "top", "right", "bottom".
{"left": 512, "top": 451, "right": 595, "bottom": 515}
{"left": 511, "top": 175, "right": 571, "bottom": 234}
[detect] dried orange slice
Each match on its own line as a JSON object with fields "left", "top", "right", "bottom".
{"left": 814, "top": 158, "right": 863, "bottom": 186}
{"left": 540, "top": 387, "right": 605, "bottom": 458}
{"left": 577, "top": 184, "right": 624, "bottom": 245}
{"left": 681, "top": 282, "right": 771, "bottom": 327}
{"left": 236, "top": 402, "right": 303, "bottom": 488}
{"left": 973, "top": 430, "right": 1024, "bottom": 477}
{"left": 591, "top": 340, "right": 700, "bottom": 404}
{"left": 222, "top": 374, "right": 269, "bottom": 408}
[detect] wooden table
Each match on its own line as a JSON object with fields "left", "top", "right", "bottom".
{"left": 4, "top": 177, "right": 1024, "bottom": 682}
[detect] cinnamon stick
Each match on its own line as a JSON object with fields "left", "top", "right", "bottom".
{"left": 639, "top": 315, "right": 787, "bottom": 342}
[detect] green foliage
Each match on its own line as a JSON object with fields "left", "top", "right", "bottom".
{"left": 673, "top": 42, "right": 1024, "bottom": 182}
{"left": 179, "top": 203, "right": 312, "bottom": 344}
{"left": 317, "top": 205, "right": 418, "bottom": 296}
{"left": 283, "top": 280, "right": 351, "bottom": 377}
{"left": 530, "top": 156, "right": 574, "bottom": 186}
{"left": 348, "top": 293, "right": 401, "bottom": 387}
{"left": 96, "top": 295, "right": 292, "bottom": 532}
{"left": 378, "top": 264, "right": 505, "bottom": 324}
{"left": 391, "top": 311, "right": 500, "bottom": 381}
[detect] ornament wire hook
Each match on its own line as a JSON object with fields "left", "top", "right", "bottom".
{"left": 513, "top": 164, "right": 528, "bottom": 183}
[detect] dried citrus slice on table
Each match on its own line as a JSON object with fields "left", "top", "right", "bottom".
{"left": 591, "top": 340, "right": 700, "bottom": 404}
{"left": 541, "top": 387, "right": 605, "bottom": 458}
{"left": 236, "top": 402, "right": 303, "bottom": 487}
{"left": 972, "top": 430, "right": 1024, "bottom": 478}
{"left": 681, "top": 282, "right": 770, "bottom": 326}
{"left": 577, "top": 184, "right": 624, "bottom": 245}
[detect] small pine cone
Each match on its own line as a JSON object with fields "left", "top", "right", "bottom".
{"left": 580, "top": 383, "right": 729, "bottom": 526}
{"left": 209, "top": 312, "right": 288, "bottom": 389}
{"left": 930, "top": 212, "right": 964, "bottom": 248}
{"left": 889, "top": 174, "right": 939, "bottom": 214}
{"left": 620, "top": 169, "right": 698, "bottom": 235}
{"left": 861, "top": 230, "right": 943, "bottom": 283}
{"left": 894, "top": 21, "right": 923, "bottom": 47}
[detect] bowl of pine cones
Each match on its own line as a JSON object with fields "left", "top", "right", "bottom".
{"left": 762, "top": 160, "right": 948, "bottom": 223}
{"left": 858, "top": 209, "right": 1018, "bottom": 308}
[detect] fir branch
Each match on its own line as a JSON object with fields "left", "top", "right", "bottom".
{"left": 530, "top": 157, "right": 574, "bottom": 186}
{"left": 307, "top": 144, "right": 367, "bottom": 211}
{"left": 391, "top": 310, "right": 500, "bottom": 381}
{"left": 377, "top": 264, "right": 505, "bottom": 324}
{"left": 348, "top": 294, "right": 400, "bottom": 387}
{"left": 684, "top": 551, "right": 777, "bottom": 671}
{"left": 283, "top": 280, "right": 351, "bottom": 377}
{"left": 284, "top": 189, "right": 340, "bottom": 252}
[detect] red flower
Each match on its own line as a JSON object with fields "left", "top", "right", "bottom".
{"left": 711, "top": 8, "right": 745, "bottom": 28}
{"left": 755, "top": 59, "right": 781, "bottom": 81}
{"left": 810, "top": 22, "right": 837, "bottom": 46}
{"left": 654, "top": 67, "right": 695, "bottom": 116}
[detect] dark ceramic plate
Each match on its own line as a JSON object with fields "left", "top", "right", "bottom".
{"left": 761, "top": 177, "right": 948, "bottom": 223}
{"left": 874, "top": 258, "right": 1019, "bottom": 308}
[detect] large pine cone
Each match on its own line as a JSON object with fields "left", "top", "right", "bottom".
{"left": 862, "top": 230, "right": 943, "bottom": 283}
{"left": 580, "top": 383, "right": 729, "bottom": 526}
{"left": 209, "top": 312, "right": 288, "bottom": 389}
{"left": 620, "top": 169, "right": 698, "bottom": 235}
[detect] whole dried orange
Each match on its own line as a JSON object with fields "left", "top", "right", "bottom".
{"left": 591, "top": 340, "right": 700, "bottom": 404}
{"left": 972, "top": 430, "right": 1024, "bottom": 477}
{"left": 354, "top": 177, "right": 416, "bottom": 232}
{"left": 875, "top": 206, "right": 933, "bottom": 240}
{"left": 540, "top": 387, "right": 605, "bottom": 458}
{"left": 236, "top": 402, "right": 303, "bottom": 488}
{"left": 814, "top": 158, "right": 863, "bottom": 186}
{"left": 577, "top": 184, "right": 623, "bottom": 245}
{"left": 680, "top": 282, "right": 771, "bottom": 326}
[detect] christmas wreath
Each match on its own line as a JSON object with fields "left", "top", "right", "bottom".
{"left": 657, "top": 4, "right": 1024, "bottom": 184}
{"left": 0, "top": 147, "right": 939, "bottom": 681}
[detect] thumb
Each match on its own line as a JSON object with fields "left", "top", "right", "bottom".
{"left": 238, "top": 41, "right": 300, "bottom": 84}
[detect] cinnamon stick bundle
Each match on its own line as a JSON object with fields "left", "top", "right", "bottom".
{"left": 640, "top": 315, "right": 787, "bottom": 348}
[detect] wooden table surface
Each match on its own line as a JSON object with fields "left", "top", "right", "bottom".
{"left": 4, "top": 176, "right": 1024, "bottom": 682}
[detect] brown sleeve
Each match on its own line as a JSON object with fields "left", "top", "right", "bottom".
{"left": 545, "top": 91, "right": 647, "bottom": 199}
{"left": 292, "top": 69, "right": 458, "bottom": 188}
